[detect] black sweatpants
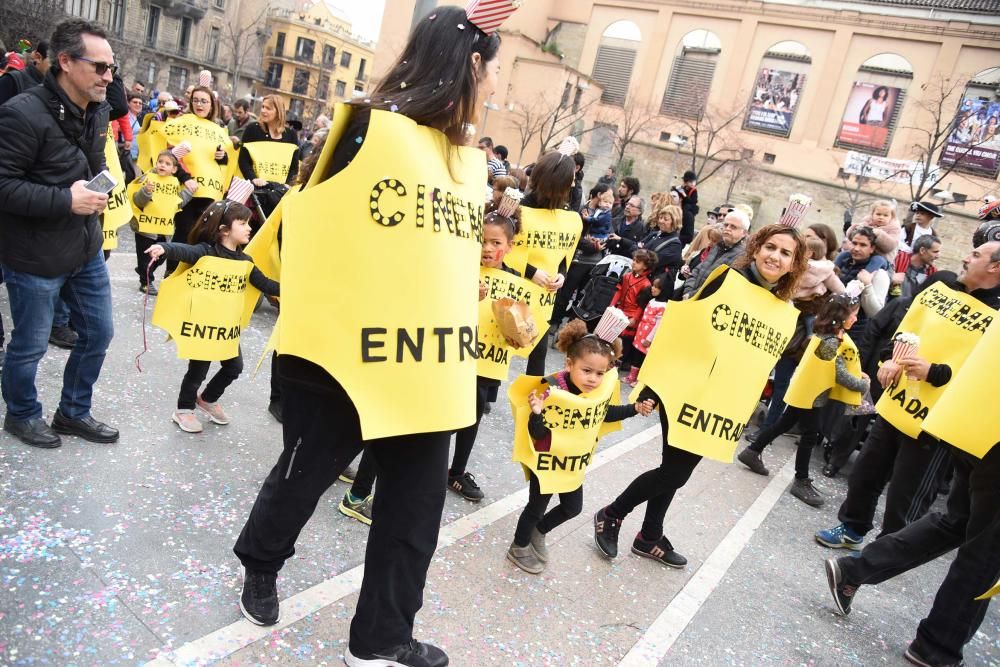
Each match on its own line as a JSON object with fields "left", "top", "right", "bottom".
{"left": 269, "top": 351, "right": 281, "bottom": 404}
{"left": 838, "top": 445, "right": 1000, "bottom": 665}
{"left": 513, "top": 472, "right": 584, "bottom": 547}
{"left": 747, "top": 405, "right": 820, "bottom": 479}
{"left": 837, "top": 415, "right": 951, "bottom": 538}
{"left": 177, "top": 349, "right": 244, "bottom": 409}
{"left": 233, "top": 377, "right": 449, "bottom": 654}
{"left": 449, "top": 381, "right": 490, "bottom": 476}
{"left": 134, "top": 232, "right": 167, "bottom": 286}
{"left": 607, "top": 404, "right": 703, "bottom": 541}
{"left": 549, "top": 261, "right": 594, "bottom": 328}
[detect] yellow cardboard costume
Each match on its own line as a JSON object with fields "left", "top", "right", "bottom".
{"left": 504, "top": 207, "right": 581, "bottom": 357}
{"left": 922, "top": 318, "right": 999, "bottom": 459}
{"left": 243, "top": 190, "right": 296, "bottom": 283}
{"left": 242, "top": 141, "right": 298, "bottom": 184}
{"left": 126, "top": 173, "right": 184, "bottom": 236}
{"left": 151, "top": 256, "right": 260, "bottom": 361}
{"left": 477, "top": 267, "right": 547, "bottom": 381}
{"left": 277, "top": 104, "right": 485, "bottom": 440}
{"left": 136, "top": 115, "right": 167, "bottom": 173}
{"left": 636, "top": 266, "right": 798, "bottom": 462}
{"left": 784, "top": 334, "right": 863, "bottom": 408}
{"left": 875, "top": 282, "right": 993, "bottom": 439}
{"left": 101, "top": 132, "right": 133, "bottom": 250}
{"left": 509, "top": 372, "right": 621, "bottom": 494}
{"left": 163, "top": 115, "right": 235, "bottom": 200}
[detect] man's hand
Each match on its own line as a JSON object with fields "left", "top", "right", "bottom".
{"left": 680, "top": 265, "right": 692, "bottom": 278}
{"left": 858, "top": 269, "right": 873, "bottom": 286}
{"left": 877, "top": 359, "right": 903, "bottom": 389}
{"left": 900, "top": 355, "right": 931, "bottom": 382}
{"left": 70, "top": 180, "right": 109, "bottom": 215}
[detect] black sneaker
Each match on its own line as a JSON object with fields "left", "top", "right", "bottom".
{"left": 594, "top": 506, "right": 622, "bottom": 558}
{"left": 737, "top": 447, "right": 769, "bottom": 476}
{"left": 631, "top": 534, "right": 687, "bottom": 568}
{"left": 48, "top": 325, "right": 78, "bottom": 349}
{"left": 267, "top": 400, "right": 283, "bottom": 423}
{"left": 904, "top": 640, "right": 964, "bottom": 667}
{"left": 825, "top": 557, "right": 856, "bottom": 616}
{"left": 790, "top": 478, "right": 825, "bottom": 507}
{"left": 240, "top": 568, "right": 279, "bottom": 626}
{"left": 447, "top": 471, "right": 484, "bottom": 502}
{"left": 345, "top": 639, "right": 448, "bottom": 667}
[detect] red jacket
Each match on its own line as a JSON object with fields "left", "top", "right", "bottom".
{"left": 112, "top": 115, "right": 133, "bottom": 143}
{"left": 610, "top": 269, "right": 651, "bottom": 336}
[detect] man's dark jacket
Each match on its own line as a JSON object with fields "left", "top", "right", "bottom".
{"left": 0, "top": 71, "right": 109, "bottom": 276}
{"left": 0, "top": 64, "right": 45, "bottom": 105}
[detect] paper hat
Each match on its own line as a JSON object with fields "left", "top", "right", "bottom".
{"left": 978, "top": 197, "right": 1000, "bottom": 222}
{"left": 973, "top": 220, "right": 1000, "bottom": 248}
{"left": 594, "top": 307, "right": 630, "bottom": 343}
{"left": 464, "top": 0, "right": 522, "bottom": 36}
{"left": 226, "top": 177, "right": 255, "bottom": 204}
{"left": 4, "top": 53, "right": 25, "bottom": 71}
{"left": 497, "top": 187, "right": 522, "bottom": 218}
{"left": 163, "top": 100, "right": 181, "bottom": 113}
{"left": 777, "top": 193, "right": 812, "bottom": 228}
{"left": 909, "top": 201, "right": 943, "bottom": 218}
{"left": 198, "top": 70, "right": 212, "bottom": 87}
{"left": 556, "top": 135, "right": 580, "bottom": 158}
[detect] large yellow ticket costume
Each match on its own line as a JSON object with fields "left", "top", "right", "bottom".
{"left": 101, "top": 132, "right": 133, "bottom": 250}
{"left": 875, "top": 282, "right": 993, "bottom": 439}
{"left": 152, "top": 256, "right": 260, "bottom": 361}
{"left": 125, "top": 173, "right": 184, "bottom": 236}
{"left": 922, "top": 317, "right": 999, "bottom": 459}
{"left": 783, "top": 334, "right": 863, "bottom": 408}
{"left": 277, "top": 105, "right": 485, "bottom": 440}
{"left": 509, "top": 372, "right": 622, "bottom": 494}
{"left": 242, "top": 141, "right": 297, "bottom": 184}
{"left": 163, "top": 115, "right": 235, "bottom": 200}
{"left": 637, "top": 266, "right": 798, "bottom": 462}
{"left": 504, "top": 207, "right": 581, "bottom": 357}
{"left": 477, "top": 267, "right": 547, "bottom": 381}
{"left": 136, "top": 115, "right": 167, "bottom": 173}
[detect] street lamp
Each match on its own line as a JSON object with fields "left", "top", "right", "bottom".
{"left": 669, "top": 135, "right": 688, "bottom": 185}
{"left": 934, "top": 184, "right": 955, "bottom": 204}
{"left": 481, "top": 100, "right": 500, "bottom": 136}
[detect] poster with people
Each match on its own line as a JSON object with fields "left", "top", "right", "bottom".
{"left": 743, "top": 68, "right": 806, "bottom": 137}
{"left": 938, "top": 97, "right": 1000, "bottom": 176}
{"left": 836, "top": 82, "right": 904, "bottom": 152}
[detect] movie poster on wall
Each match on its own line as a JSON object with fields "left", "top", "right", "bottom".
{"left": 938, "top": 97, "right": 1000, "bottom": 177}
{"left": 837, "top": 83, "right": 904, "bottom": 152}
{"left": 743, "top": 68, "right": 807, "bottom": 137}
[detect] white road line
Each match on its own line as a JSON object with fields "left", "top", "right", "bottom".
{"left": 147, "top": 424, "right": 663, "bottom": 666}
{"left": 618, "top": 456, "right": 796, "bottom": 666}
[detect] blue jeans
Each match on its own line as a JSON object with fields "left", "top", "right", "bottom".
{"left": 1, "top": 252, "right": 114, "bottom": 420}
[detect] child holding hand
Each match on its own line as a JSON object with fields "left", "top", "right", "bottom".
{"left": 624, "top": 274, "right": 671, "bottom": 385}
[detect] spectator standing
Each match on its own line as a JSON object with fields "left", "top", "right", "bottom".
{"left": 834, "top": 226, "right": 890, "bottom": 328}
{"left": 0, "top": 41, "right": 49, "bottom": 102}
{"left": 681, "top": 210, "right": 750, "bottom": 298}
{"left": 0, "top": 19, "right": 119, "bottom": 448}
{"left": 597, "top": 165, "right": 616, "bottom": 189}
{"left": 611, "top": 176, "right": 640, "bottom": 219}
{"left": 677, "top": 170, "right": 699, "bottom": 245}
{"left": 478, "top": 135, "right": 507, "bottom": 181}
{"left": 227, "top": 98, "right": 255, "bottom": 147}
{"left": 894, "top": 235, "right": 940, "bottom": 299}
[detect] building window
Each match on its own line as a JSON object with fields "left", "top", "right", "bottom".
{"left": 592, "top": 21, "right": 641, "bottom": 106}
{"left": 265, "top": 62, "right": 283, "bottom": 88}
{"left": 178, "top": 17, "right": 193, "bottom": 57}
{"left": 145, "top": 6, "right": 161, "bottom": 48}
{"left": 168, "top": 66, "right": 188, "bottom": 94}
{"left": 335, "top": 79, "right": 346, "bottom": 97}
{"left": 208, "top": 27, "right": 221, "bottom": 63}
{"left": 295, "top": 37, "right": 315, "bottom": 64}
{"left": 289, "top": 99, "right": 305, "bottom": 118}
{"left": 411, "top": 0, "right": 435, "bottom": 30}
{"left": 661, "top": 31, "right": 722, "bottom": 119}
{"left": 146, "top": 62, "right": 157, "bottom": 88}
{"left": 317, "top": 74, "right": 330, "bottom": 100}
{"left": 340, "top": 51, "right": 352, "bottom": 68}
{"left": 292, "top": 68, "right": 310, "bottom": 95}
{"left": 742, "top": 148, "right": 755, "bottom": 159}
{"left": 659, "top": 131, "right": 672, "bottom": 142}
{"left": 322, "top": 45, "right": 336, "bottom": 68}
{"left": 354, "top": 83, "right": 363, "bottom": 93}
{"left": 274, "top": 32, "right": 285, "bottom": 58}
{"left": 572, "top": 87, "right": 582, "bottom": 113}
{"left": 763, "top": 152, "right": 776, "bottom": 164}
{"left": 214, "top": 0, "right": 224, "bottom": 8}
{"left": 357, "top": 57, "right": 367, "bottom": 80}
{"left": 65, "top": 0, "right": 98, "bottom": 19}
{"left": 109, "top": 0, "right": 125, "bottom": 35}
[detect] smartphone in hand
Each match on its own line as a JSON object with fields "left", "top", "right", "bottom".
{"left": 84, "top": 169, "right": 117, "bottom": 195}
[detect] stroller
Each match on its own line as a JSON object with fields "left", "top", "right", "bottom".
{"left": 570, "top": 254, "right": 632, "bottom": 325}
{"left": 248, "top": 182, "right": 290, "bottom": 236}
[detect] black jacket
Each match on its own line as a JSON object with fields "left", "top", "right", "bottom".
{"left": 0, "top": 71, "right": 110, "bottom": 276}
{"left": 158, "top": 241, "right": 280, "bottom": 297}
{"left": 0, "top": 64, "right": 44, "bottom": 105}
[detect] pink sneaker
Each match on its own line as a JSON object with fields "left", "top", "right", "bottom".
{"left": 196, "top": 395, "right": 230, "bottom": 425}
{"left": 172, "top": 409, "right": 203, "bottom": 433}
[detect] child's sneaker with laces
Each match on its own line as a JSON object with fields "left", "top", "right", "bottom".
{"left": 594, "top": 506, "right": 622, "bottom": 558}
{"left": 338, "top": 464, "right": 358, "bottom": 484}
{"left": 815, "top": 523, "right": 864, "bottom": 550}
{"left": 447, "top": 471, "right": 484, "bottom": 502}
{"left": 631, "top": 533, "right": 688, "bottom": 568}
{"left": 338, "top": 492, "right": 373, "bottom": 525}
{"left": 172, "top": 409, "right": 203, "bottom": 433}
{"left": 196, "top": 395, "right": 230, "bottom": 425}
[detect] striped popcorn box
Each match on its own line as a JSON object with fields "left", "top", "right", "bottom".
{"left": 777, "top": 194, "right": 812, "bottom": 227}
{"left": 226, "top": 177, "right": 255, "bottom": 204}
{"left": 171, "top": 141, "right": 192, "bottom": 159}
{"left": 891, "top": 332, "right": 919, "bottom": 362}
{"left": 198, "top": 70, "right": 212, "bottom": 88}
{"left": 464, "top": 0, "right": 521, "bottom": 36}
{"left": 595, "top": 307, "right": 630, "bottom": 343}
{"left": 497, "top": 187, "right": 522, "bottom": 218}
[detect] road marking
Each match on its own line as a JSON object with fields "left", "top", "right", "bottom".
{"left": 147, "top": 424, "right": 663, "bottom": 666}
{"left": 618, "top": 456, "right": 796, "bottom": 666}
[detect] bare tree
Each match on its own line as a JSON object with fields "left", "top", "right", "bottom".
{"left": 607, "top": 100, "right": 659, "bottom": 174}
{"left": 222, "top": 2, "right": 269, "bottom": 100}
{"left": 0, "top": 0, "right": 64, "bottom": 54}
{"left": 724, "top": 159, "right": 757, "bottom": 204}
{"left": 672, "top": 98, "right": 748, "bottom": 186}
{"left": 508, "top": 99, "right": 549, "bottom": 164}
{"left": 536, "top": 95, "right": 600, "bottom": 155}
{"left": 833, "top": 153, "right": 887, "bottom": 220}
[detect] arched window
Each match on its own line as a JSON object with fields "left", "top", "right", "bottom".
{"left": 742, "top": 41, "right": 810, "bottom": 138}
{"left": 660, "top": 30, "right": 722, "bottom": 119}
{"left": 939, "top": 67, "right": 1000, "bottom": 179}
{"left": 835, "top": 53, "right": 913, "bottom": 156}
{"left": 591, "top": 21, "right": 641, "bottom": 106}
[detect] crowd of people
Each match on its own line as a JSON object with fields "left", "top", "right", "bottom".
{"left": 1, "top": 6, "right": 1000, "bottom": 667}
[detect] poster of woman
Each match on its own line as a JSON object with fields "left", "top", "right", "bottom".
{"left": 836, "top": 82, "right": 903, "bottom": 151}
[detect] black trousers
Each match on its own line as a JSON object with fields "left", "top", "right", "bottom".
{"left": 827, "top": 413, "right": 876, "bottom": 469}
{"left": 449, "top": 382, "right": 489, "bottom": 476}
{"left": 177, "top": 349, "right": 243, "bottom": 409}
{"left": 350, "top": 447, "right": 378, "bottom": 499}
{"left": 748, "top": 405, "right": 820, "bottom": 479}
{"left": 549, "top": 261, "right": 594, "bottom": 328}
{"left": 269, "top": 352, "right": 281, "bottom": 404}
{"left": 839, "top": 445, "right": 1000, "bottom": 665}
{"left": 166, "top": 198, "right": 212, "bottom": 274}
{"left": 607, "top": 404, "right": 702, "bottom": 541}
{"left": 134, "top": 232, "right": 167, "bottom": 286}
{"left": 513, "top": 472, "right": 584, "bottom": 547}
{"left": 233, "top": 377, "right": 449, "bottom": 654}
{"left": 837, "top": 416, "right": 951, "bottom": 537}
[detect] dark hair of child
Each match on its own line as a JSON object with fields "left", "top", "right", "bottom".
{"left": 632, "top": 248, "right": 658, "bottom": 268}
{"left": 589, "top": 182, "right": 612, "bottom": 199}
{"left": 813, "top": 293, "right": 859, "bottom": 336}
{"left": 188, "top": 200, "right": 253, "bottom": 245}
{"left": 484, "top": 210, "right": 521, "bottom": 240}
{"left": 554, "top": 319, "right": 623, "bottom": 362}
{"left": 157, "top": 149, "right": 180, "bottom": 168}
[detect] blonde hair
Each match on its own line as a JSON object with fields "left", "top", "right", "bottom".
{"left": 684, "top": 224, "right": 723, "bottom": 261}
{"left": 865, "top": 199, "right": 898, "bottom": 224}
{"left": 261, "top": 95, "right": 286, "bottom": 136}
{"left": 651, "top": 203, "right": 682, "bottom": 233}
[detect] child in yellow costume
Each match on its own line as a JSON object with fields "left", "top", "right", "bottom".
{"left": 737, "top": 291, "right": 870, "bottom": 507}
{"left": 145, "top": 201, "right": 279, "bottom": 434}
{"left": 507, "top": 319, "right": 655, "bottom": 574}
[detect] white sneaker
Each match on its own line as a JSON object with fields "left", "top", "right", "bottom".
{"left": 196, "top": 395, "right": 230, "bottom": 425}
{"left": 172, "top": 409, "right": 203, "bottom": 433}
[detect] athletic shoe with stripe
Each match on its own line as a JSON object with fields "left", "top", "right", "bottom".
{"left": 631, "top": 534, "right": 687, "bottom": 568}
{"left": 815, "top": 523, "right": 863, "bottom": 550}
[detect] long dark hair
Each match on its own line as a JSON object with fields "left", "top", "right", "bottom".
{"left": 525, "top": 150, "right": 576, "bottom": 210}
{"left": 188, "top": 200, "right": 252, "bottom": 244}
{"left": 814, "top": 293, "right": 859, "bottom": 335}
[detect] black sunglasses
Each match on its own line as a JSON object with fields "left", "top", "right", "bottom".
{"left": 72, "top": 55, "right": 118, "bottom": 76}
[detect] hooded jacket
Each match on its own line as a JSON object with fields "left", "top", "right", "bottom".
{"left": 0, "top": 71, "right": 109, "bottom": 276}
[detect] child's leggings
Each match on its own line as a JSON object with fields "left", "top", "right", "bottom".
{"left": 513, "top": 472, "right": 583, "bottom": 547}
{"left": 178, "top": 348, "right": 244, "bottom": 409}
{"left": 747, "top": 405, "right": 820, "bottom": 479}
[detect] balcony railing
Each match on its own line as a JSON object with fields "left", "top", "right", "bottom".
{"left": 163, "top": 0, "right": 207, "bottom": 20}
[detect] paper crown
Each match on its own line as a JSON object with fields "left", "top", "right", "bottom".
{"left": 465, "top": 0, "right": 522, "bottom": 36}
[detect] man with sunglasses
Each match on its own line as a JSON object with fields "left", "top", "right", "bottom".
{"left": 0, "top": 19, "right": 120, "bottom": 449}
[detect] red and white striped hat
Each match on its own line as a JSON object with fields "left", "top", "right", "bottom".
{"left": 226, "top": 177, "right": 255, "bottom": 205}
{"left": 464, "top": 0, "right": 521, "bottom": 36}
